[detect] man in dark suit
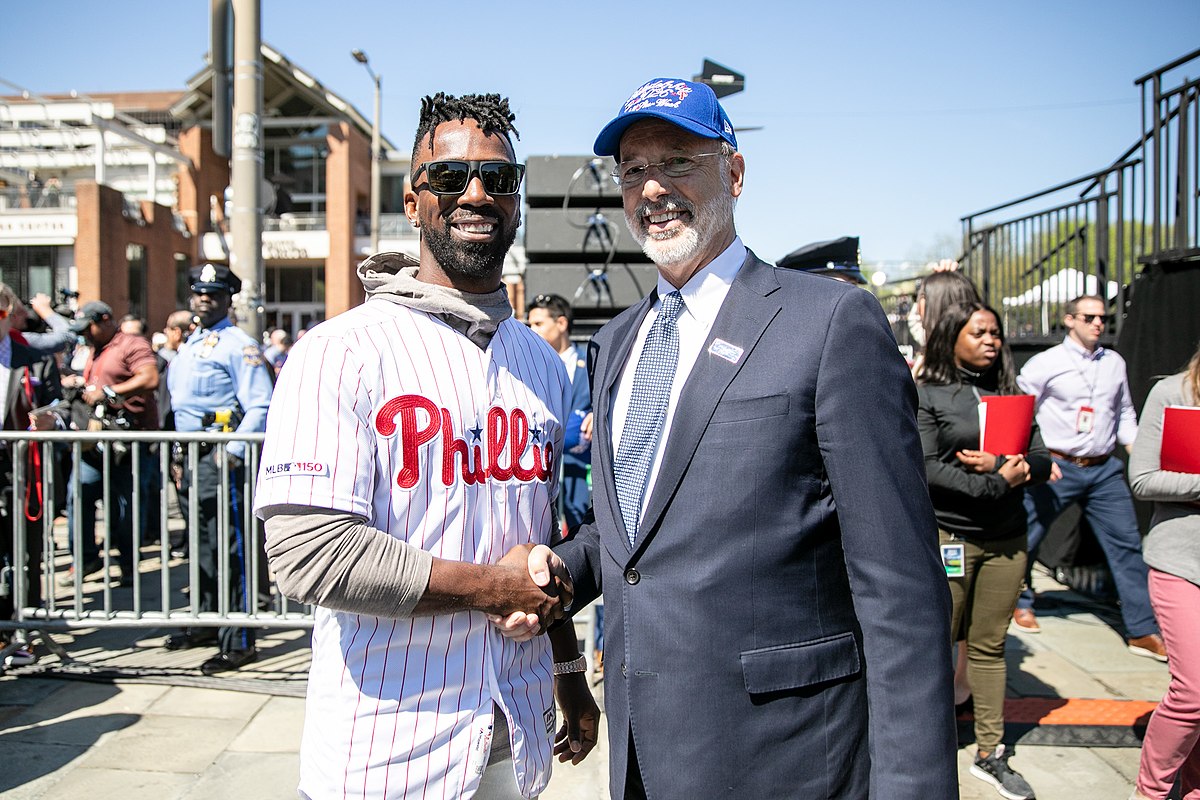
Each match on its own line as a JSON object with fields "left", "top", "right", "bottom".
{"left": 503, "top": 78, "right": 958, "bottom": 798}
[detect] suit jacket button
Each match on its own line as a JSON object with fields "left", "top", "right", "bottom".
{"left": 624, "top": 568, "right": 640, "bottom": 585}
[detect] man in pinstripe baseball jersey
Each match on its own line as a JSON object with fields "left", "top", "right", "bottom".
{"left": 255, "top": 94, "right": 598, "bottom": 800}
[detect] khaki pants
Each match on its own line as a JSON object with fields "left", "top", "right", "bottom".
{"left": 941, "top": 529, "right": 1027, "bottom": 752}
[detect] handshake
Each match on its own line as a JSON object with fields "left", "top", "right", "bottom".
{"left": 483, "top": 543, "right": 573, "bottom": 642}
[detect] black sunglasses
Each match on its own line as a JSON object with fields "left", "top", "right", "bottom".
{"left": 1073, "top": 313, "right": 1108, "bottom": 324}
{"left": 412, "top": 160, "right": 525, "bottom": 197}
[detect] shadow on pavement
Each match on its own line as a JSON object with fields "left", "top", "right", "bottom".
{"left": 0, "top": 711, "right": 140, "bottom": 791}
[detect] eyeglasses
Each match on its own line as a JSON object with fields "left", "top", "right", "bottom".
{"left": 411, "top": 160, "right": 525, "bottom": 197}
{"left": 610, "top": 152, "right": 723, "bottom": 187}
{"left": 1072, "top": 313, "right": 1108, "bottom": 325}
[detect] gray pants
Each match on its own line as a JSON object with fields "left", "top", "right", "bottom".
{"left": 475, "top": 704, "right": 537, "bottom": 799}
{"left": 474, "top": 757, "right": 529, "bottom": 800}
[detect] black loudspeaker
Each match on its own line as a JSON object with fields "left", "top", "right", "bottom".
{"left": 523, "top": 155, "right": 653, "bottom": 319}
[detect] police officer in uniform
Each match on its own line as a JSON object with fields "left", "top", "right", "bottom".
{"left": 164, "top": 264, "right": 273, "bottom": 674}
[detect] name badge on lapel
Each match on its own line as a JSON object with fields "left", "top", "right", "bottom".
{"left": 708, "top": 339, "right": 743, "bottom": 364}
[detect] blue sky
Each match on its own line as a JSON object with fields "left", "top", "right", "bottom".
{"left": 4, "top": 0, "right": 1197, "bottom": 270}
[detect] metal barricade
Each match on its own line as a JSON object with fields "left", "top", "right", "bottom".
{"left": 1, "top": 430, "right": 314, "bottom": 656}
{"left": 4, "top": 429, "right": 605, "bottom": 678}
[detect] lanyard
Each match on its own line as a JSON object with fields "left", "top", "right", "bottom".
{"left": 1072, "top": 351, "right": 1100, "bottom": 407}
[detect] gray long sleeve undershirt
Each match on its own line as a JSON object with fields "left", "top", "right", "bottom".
{"left": 260, "top": 505, "right": 433, "bottom": 618}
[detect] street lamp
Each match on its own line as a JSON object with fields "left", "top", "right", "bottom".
{"left": 351, "top": 49, "right": 381, "bottom": 255}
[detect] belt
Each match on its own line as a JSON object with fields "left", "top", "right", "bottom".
{"left": 1050, "top": 450, "right": 1111, "bottom": 467}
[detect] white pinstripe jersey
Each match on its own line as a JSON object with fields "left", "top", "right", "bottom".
{"left": 254, "top": 299, "right": 571, "bottom": 800}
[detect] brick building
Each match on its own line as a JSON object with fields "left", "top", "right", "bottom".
{"left": 0, "top": 44, "right": 445, "bottom": 336}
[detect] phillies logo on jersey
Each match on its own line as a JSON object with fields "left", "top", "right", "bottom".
{"left": 374, "top": 394, "right": 555, "bottom": 489}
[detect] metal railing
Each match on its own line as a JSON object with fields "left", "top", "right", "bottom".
{"left": 379, "top": 212, "right": 416, "bottom": 238}
{"left": 1, "top": 431, "right": 313, "bottom": 647}
{"left": 0, "top": 187, "right": 76, "bottom": 211}
{"left": 959, "top": 49, "right": 1200, "bottom": 340}
{"left": 1137, "top": 48, "right": 1200, "bottom": 264}
{"left": 3, "top": 429, "right": 605, "bottom": 677}
{"left": 263, "top": 212, "right": 325, "bottom": 232}
{"left": 960, "top": 160, "right": 1143, "bottom": 340}
{"left": 259, "top": 212, "right": 415, "bottom": 237}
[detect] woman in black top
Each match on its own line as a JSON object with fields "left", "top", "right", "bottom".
{"left": 917, "top": 301, "right": 1051, "bottom": 800}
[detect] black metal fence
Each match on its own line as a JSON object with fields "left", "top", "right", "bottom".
{"left": 960, "top": 48, "right": 1200, "bottom": 341}
{"left": 960, "top": 160, "right": 1143, "bottom": 341}
{"left": 1137, "top": 49, "right": 1200, "bottom": 265}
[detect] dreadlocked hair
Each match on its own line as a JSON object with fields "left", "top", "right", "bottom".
{"left": 411, "top": 93, "right": 520, "bottom": 163}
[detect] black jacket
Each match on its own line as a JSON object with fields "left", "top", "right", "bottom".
{"left": 916, "top": 374, "right": 1051, "bottom": 540}
{"left": 3, "top": 336, "right": 62, "bottom": 499}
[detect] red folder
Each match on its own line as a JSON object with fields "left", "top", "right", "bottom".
{"left": 1160, "top": 406, "right": 1200, "bottom": 474}
{"left": 978, "top": 394, "right": 1036, "bottom": 456}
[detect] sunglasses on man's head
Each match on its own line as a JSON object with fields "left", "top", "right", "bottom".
{"left": 412, "top": 160, "right": 525, "bottom": 197}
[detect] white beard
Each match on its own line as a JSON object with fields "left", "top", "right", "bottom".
{"left": 626, "top": 190, "right": 734, "bottom": 268}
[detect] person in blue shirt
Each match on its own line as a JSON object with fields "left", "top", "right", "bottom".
{"left": 164, "top": 263, "right": 273, "bottom": 674}
{"left": 10, "top": 293, "right": 77, "bottom": 357}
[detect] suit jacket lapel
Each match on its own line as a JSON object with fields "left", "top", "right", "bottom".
{"left": 594, "top": 293, "right": 655, "bottom": 552}
{"left": 633, "top": 254, "right": 781, "bottom": 556}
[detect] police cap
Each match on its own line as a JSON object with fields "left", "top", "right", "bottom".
{"left": 189, "top": 263, "right": 242, "bottom": 295}
{"left": 776, "top": 236, "right": 867, "bottom": 285}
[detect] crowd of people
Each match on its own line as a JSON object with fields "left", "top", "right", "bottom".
{"left": 0, "top": 271, "right": 284, "bottom": 676}
{"left": 1, "top": 75, "right": 1197, "bottom": 800}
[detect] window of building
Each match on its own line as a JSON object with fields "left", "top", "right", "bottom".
{"left": 127, "top": 243, "right": 147, "bottom": 319}
{"left": 267, "top": 127, "right": 330, "bottom": 213}
{"left": 380, "top": 174, "right": 406, "bottom": 215}
{"left": 174, "top": 253, "right": 191, "bottom": 308}
{"left": 0, "top": 245, "right": 60, "bottom": 300}
{"left": 263, "top": 264, "right": 325, "bottom": 336}
{"left": 266, "top": 265, "right": 325, "bottom": 303}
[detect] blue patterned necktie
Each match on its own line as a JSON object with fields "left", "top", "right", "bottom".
{"left": 614, "top": 290, "right": 686, "bottom": 544}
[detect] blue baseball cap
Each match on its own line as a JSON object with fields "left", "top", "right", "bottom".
{"left": 593, "top": 78, "right": 737, "bottom": 158}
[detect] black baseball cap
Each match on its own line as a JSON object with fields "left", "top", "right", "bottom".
{"left": 68, "top": 300, "right": 114, "bottom": 333}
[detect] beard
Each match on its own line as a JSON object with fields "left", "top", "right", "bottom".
{"left": 422, "top": 212, "right": 518, "bottom": 281}
{"left": 624, "top": 189, "right": 734, "bottom": 268}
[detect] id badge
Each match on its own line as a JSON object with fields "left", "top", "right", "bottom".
{"left": 940, "top": 543, "right": 965, "bottom": 578}
{"left": 1076, "top": 406, "right": 1095, "bottom": 434}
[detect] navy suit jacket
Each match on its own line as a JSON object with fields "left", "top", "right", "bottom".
{"left": 561, "top": 343, "right": 592, "bottom": 468}
{"left": 556, "top": 252, "right": 958, "bottom": 799}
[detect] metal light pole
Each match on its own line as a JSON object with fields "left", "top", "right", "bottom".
{"left": 351, "top": 49, "right": 381, "bottom": 255}
{"left": 231, "top": 0, "right": 263, "bottom": 337}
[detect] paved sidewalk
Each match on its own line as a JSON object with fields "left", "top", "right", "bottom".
{"left": 957, "top": 566, "right": 1170, "bottom": 799}
{"left": 0, "top": 566, "right": 1171, "bottom": 799}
